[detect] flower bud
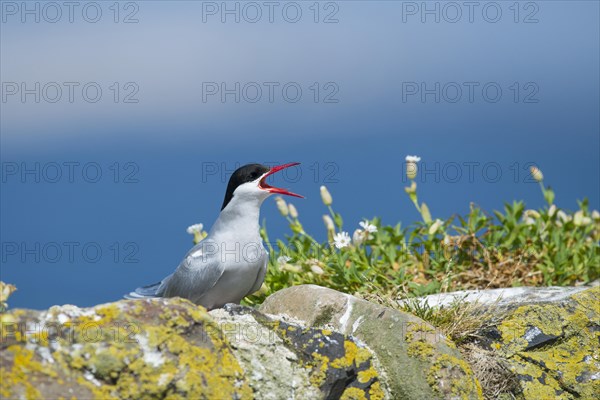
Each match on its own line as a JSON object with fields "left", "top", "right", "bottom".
{"left": 428, "top": 219, "right": 443, "bottom": 235}
{"left": 281, "top": 263, "right": 302, "bottom": 273}
{"left": 524, "top": 210, "right": 541, "bottom": 219}
{"left": 0, "top": 282, "right": 17, "bottom": 305}
{"left": 310, "top": 264, "right": 325, "bottom": 275}
{"left": 352, "top": 229, "right": 365, "bottom": 245}
{"left": 530, "top": 166, "right": 544, "bottom": 182}
{"left": 548, "top": 204, "right": 557, "bottom": 218}
{"left": 277, "top": 256, "right": 291, "bottom": 265}
{"left": 591, "top": 210, "right": 600, "bottom": 221}
{"left": 323, "top": 215, "right": 335, "bottom": 232}
{"left": 290, "top": 220, "right": 304, "bottom": 234}
{"left": 574, "top": 210, "right": 592, "bottom": 226}
{"left": 288, "top": 203, "right": 298, "bottom": 219}
{"left": 404, "top": 181, "right": 417, "bottom": 195}
{"left": 405, "top": 155, "right": 421, "bottom": 180}
{"left": 275, "top": 196, "right": 289, "bottom": 216}
{"left": 420, "top": 202, "right": 432, "bottom": 223}
{"left": 256, "top": 283, "right": 269, "bottom": 296}
{"left": 557, "top": 210, "right": 571, "bottom": 224}
{"left": 320, "top": 186, "right": 333, "bottom": 206}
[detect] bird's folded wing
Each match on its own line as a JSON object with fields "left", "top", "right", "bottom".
{"left": 247, "top": 252, "right": 268, "bottom": 296}
{"left": 161, "top": 241, "right": 225, "bottom": 299}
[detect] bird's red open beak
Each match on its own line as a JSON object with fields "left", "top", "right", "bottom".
{"left": 259, "top": 162, "right": 304, "bottom": 198}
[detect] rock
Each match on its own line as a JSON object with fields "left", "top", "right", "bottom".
{"left": 0, "top": 297, "right": 385, "bottom": 399}
{"left": 1, "top": 298, "right": 251, "bottom": 399}
{"left": 471, "top": 286, "right": 600, "bottom": 399}
{"left": 4, "top": 283, "right": 594, "bottom": 399}
{"left": 400, "top": 284, "right": 596, "bottom": 309}
{"left": 260, "top": 284, "right": 483, "bottom": 400}
{"left": 209, "top": 304, "right": 385, "bottom": 399}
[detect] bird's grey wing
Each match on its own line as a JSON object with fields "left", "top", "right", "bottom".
{"left": 160, "top": 241, "right": 225, "bottom": 301}
{"left": 124, "top": 274, "right": 173, "bottom": 299}
{"left": 247, "top": 250, "right": 268, "bottom": 296}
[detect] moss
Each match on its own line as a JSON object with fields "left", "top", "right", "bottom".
{"left": 313, "top": 304, "right": 336, "bottom": 327}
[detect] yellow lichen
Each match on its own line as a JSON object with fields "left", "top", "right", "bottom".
{"left": 2, "top": 299, "right": 253, "bottom": 399}
{"left": 406, "top": 339, "right": 435, "bottom": 360}
{"left": 490, "top": 287, "right": 600, "bottom": 398}
{"left": 340, "top": 386, "right": 368, "bottom": 400}
{"left": 358, "top": 368, "right": 378, "bottom": 384}
{"left": 369, "top": 381, "right": 385, "bottom": 400}
{"left": 427, "top": 353, "right": 483, "bottom": 400}
{"left": 310, "top": 352, "right": 330, "bottom": 386}
{"left": 1, "top": 345, "right": 56, "bottom": 399}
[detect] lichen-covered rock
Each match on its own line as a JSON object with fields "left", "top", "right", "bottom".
{"left": 260, "top": 284, "right": 483, "bottom": 400}
{"left": 402, "top": 285, "right": 595, "bottom": 309}
{"left": 210, "top": 304, "right": 386, "bottom": 399}
{"left": 0, "top": 298, "right": 252, "bottom": 399}
{"left": 0, "top": 297, "right": 385, "bottom": 399}
{"left": 475, "top": 286, "right": 600, "bottom": 399}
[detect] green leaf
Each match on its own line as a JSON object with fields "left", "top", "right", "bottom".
{"left": 333, "top": 212, "right": 343, "bottom": 229}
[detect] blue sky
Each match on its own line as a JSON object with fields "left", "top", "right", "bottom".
{"left": 1, "top": 1, "right": 599, "bottom": 309}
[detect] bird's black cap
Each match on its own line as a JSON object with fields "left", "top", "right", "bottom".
{"left": 221, "top": 164, "right": 270, "bottom": 210}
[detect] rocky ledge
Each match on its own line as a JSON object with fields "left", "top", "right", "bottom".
{"left": 1, "top": 284, "right": 598, "bottom": 399}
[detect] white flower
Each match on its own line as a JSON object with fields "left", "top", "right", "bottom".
{"left": 548, "top": 204, "right": 557, "bottom": 218}
{"left": 573, "top": 210, "right": 592, "bottom": 226}
{"left": 592, "top": 210, "right": 600, "bottom": 221}
{"left": 359, "top": 220, "right": 377, "bottom": 233}
{"left": 405, "top": 155, "right": 421, "bottom": 162}
{"left": 332, "top": 232, "right": 351, "bottom": 249}
{"left": 352, "top": 229, "right": 365, "bottom": 245}
{"left": 277, "top": 256, "right": 292, "bottom": 265}
{"left": 186, "top": 223, "right": 203, "bottom": 235}
{"left": 428, "top": 219, "right": 444, "bottom": 235}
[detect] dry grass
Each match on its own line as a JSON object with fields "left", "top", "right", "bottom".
{"left": 460, "top": 343, "right": 521, "bottom": 399}
{"left": 360, "top": 291, "right": 521, "bottom": 399}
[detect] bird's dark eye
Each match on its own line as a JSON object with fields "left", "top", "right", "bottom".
{"left": 250, "top": 172, "right": 259, "bottom": 179}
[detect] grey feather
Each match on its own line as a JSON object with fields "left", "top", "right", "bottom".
{"left": 158, "top": 240, "right": 225, "bottom": 304}
{"left": 246, "top": 251, "right": 268, "bottom": 296}
{"left": 124, "top": 281, "right": 162, "bottom": 299}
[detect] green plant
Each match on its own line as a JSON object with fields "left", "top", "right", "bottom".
{"left": 238, "top": 162, "right": 599, "bottom": 306}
